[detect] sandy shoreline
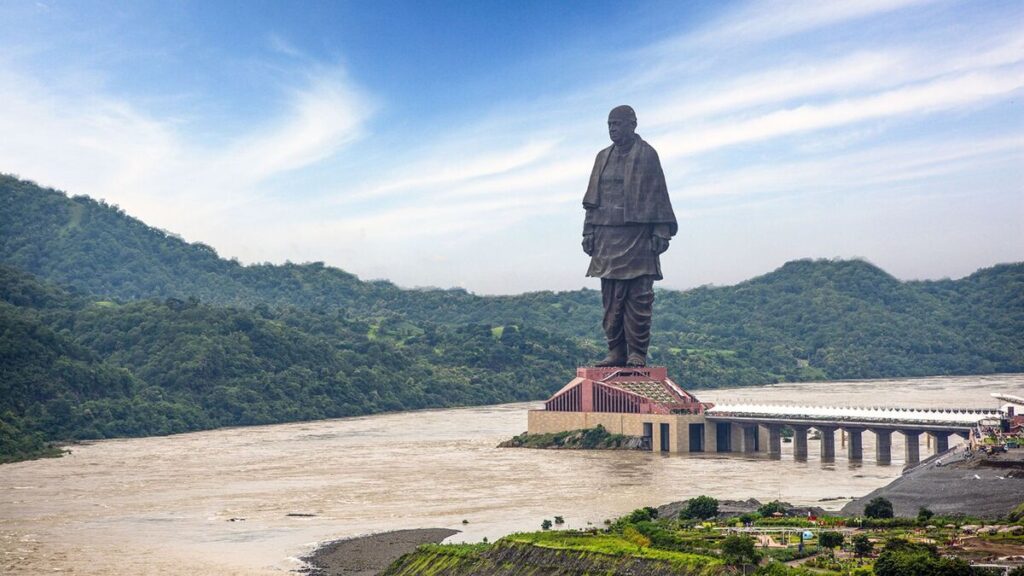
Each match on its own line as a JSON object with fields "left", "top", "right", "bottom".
{"left": 300, "top": 528, "right": 460, "bottom": 576}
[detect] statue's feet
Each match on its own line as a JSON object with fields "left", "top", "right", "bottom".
{"left": 594, "top": 354, "right": 626, "bottom": 367}
{"left": 626, "top": 354, "right": 646, "bottom": 367}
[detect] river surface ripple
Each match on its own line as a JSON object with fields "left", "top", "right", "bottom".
{"left": 1, "top": 373, "right": 1021, "bottom": 575}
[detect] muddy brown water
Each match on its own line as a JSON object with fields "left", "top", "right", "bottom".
{"left": 1, "top": 374, "right": 1020, "bottom": 575}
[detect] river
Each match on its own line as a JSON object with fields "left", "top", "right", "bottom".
{"left": 1, "top": 373, "right": 1020, "bottom": 575}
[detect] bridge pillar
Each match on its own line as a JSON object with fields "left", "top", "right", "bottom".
{"left": 767, "top": 425, "right": 782, "bottom": 458}
{"left": 846, "top": 428, "right": 864, "bottom": 461}
{"left": 758, "top": 425, "right": 772, "bottom": 453}
{"left": 818, "top": 426, "right": 836, "bottom": 461}
{"left": 704, "top": 423, "right": 719, "bottom": 453}
{"left": 741, "top": 425, "right": 758, "bottom": 453}
{"left": 902, "top": 430, "right": 921, "bottom": 464}
{"left": 873, "top": 430, "right": 892, "bottom": 465}
{"left": 929, "top": 431, "right": 950, "bottom": 454}
{"left": 793, "top": 425, "right": 809, "bottom": 460}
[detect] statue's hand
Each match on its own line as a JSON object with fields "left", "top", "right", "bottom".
{"left": 582, "top": 234, "right": 594, "bottom": 256}
{"left": 652, "top": 235, "right": 670, "bottom": 255}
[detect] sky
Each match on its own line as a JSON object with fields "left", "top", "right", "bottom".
{"left": 1, "top": 0, "right": 1022, "bottom": 294}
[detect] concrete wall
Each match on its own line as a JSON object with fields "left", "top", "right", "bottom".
{"left": 527, "top": 410, "right": 710, "bottom": 454}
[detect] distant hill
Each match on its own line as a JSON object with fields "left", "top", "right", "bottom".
{"left": 1, "top": 174, "right": 1022, "bottom": 461}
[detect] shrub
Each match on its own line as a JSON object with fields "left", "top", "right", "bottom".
{"left": 864, "top": 497, "right": 894, "bottom": 519}
{"left": 623, "top": 526, "right": 651, "bottom": 551}
{"left": 1007, "top": 502, "right": 1024, "bottom": 523}
{"left": 874, "top": 539, "right": 971, "bottom": 576}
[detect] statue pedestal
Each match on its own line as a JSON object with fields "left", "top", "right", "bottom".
{"left": 543, "top": 366, "right": 708, "bottom": 414}
{"left": 527, "top": 365, "right": 714, "bottom": 453}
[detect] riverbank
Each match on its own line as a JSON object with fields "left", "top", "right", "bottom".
{"left": 842, "top": 446, "right": 1024, "bottom": 518}
{"left": 301, "top": 529, "right": 459, "bottom": 576}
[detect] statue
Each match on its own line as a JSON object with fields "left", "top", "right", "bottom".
{"left": 582, "top": 105, "right": 677, "bottom": 367}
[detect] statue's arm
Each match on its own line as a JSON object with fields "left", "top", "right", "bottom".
{"left": 582, "top": 219, "right": 594, "bottom": 255}
{"left": 651, "top": 223, "right": 671, "bottom": 254}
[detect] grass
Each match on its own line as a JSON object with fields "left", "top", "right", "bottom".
{"left": 504, "top": 530, "right": 723, "bottom": 571}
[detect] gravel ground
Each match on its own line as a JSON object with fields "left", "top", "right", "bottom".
{"left": 300, "top": 528, "right": 459, "bottom": 576}
{"left": 841, "top": 447, "right": 1024, "bottom": 518}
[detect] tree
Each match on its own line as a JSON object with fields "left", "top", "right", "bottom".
{"left": 864, "top": 497, "right": 894, "bottom": 519}
{"left": 681, "top": 495, "right": 719, "bottom": 520}
{"left": 818, "top": 531, "right": 844, "bottom": 556}
{"left": 541, "top": 519, "right": 552, "bottom": 530}
{"left": 721, "top": 534, "right": 760, "bottom": 567}
{"left": 758, "top": 500, "right": 787, "bottom": 517}
{"left": 851, "top": 534, "right": 873, "bottom": 557}
{"left": 626, "top": 507, "right": 658, "bottom": 523}
{"left": 916, "top": 506, "right": 934, "bottom": 523}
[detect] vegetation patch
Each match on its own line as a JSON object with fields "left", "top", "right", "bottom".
{"left": 498, "top": 425, "right": 641, "bottom": 450}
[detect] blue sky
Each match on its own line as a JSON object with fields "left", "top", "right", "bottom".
{"left": 1, "top": 0, "right": 1022, "bottom": 294}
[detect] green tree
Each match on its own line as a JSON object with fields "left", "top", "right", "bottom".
{"left": 851, "top": 534, "right": 873, "bottom": 557}
{"left": 864, "top": 497, "right": 894, "bottom": 519}
{"left": 818, "top": 531, "right": 844, "bottom": 556}
{"left": 541, "top": 519, "right": 552, "bottom": 530}
{"left": 721, "top": 534, "right": 760, "bottom": 567}
{"left": 758, "top": 500, "right": 787, "bottom": 517}
{"left": 681, "top": 495, "right": 719, "bottom": 520}
{"left": 916, "top": 506, "right": 934, "bottom": 524}
{"left": 626, "top": 507, "right": 659, "bottom": 523}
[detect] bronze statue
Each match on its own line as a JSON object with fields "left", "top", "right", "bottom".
{"left": 582, "top": 105, "right": 677, "bottom": 367}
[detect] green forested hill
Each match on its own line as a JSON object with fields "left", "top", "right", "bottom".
{"left": 1, "top": 174, "right": 1022, "bottom": 461}
{"left": 0, "top": 265, "right": 592, "bottom": 461}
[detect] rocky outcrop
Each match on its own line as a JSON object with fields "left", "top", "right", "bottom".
{"left": 498, "top": 426, "right": 644, "bottom": 450}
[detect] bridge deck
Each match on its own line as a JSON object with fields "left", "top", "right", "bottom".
{"left": 706, "top": 403, "right": 1001, "bottom": 429}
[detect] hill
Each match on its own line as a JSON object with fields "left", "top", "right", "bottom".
{"left": 0, "top": 265, "right": 591, "bottom": 461}
{"left": 1, "top": 174, "right": 1022, "bottom": 461}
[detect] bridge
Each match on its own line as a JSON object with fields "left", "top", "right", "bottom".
{"left": 530, "top": 366, "right": 1011, "bottom": 461}
{"left": 705, "top": 403, "right": 1003, "bottom": 464}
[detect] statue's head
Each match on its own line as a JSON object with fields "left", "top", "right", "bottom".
{"left": 607, "top": 105, "right": 637, "bottom": 146}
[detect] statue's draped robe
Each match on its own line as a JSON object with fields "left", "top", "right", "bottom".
{"left": 582, "top": 135, "right": 676, "bottom": 361}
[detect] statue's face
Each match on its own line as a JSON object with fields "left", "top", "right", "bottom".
{"left": 608, "top": 117, "right": 636, "bottom": 145}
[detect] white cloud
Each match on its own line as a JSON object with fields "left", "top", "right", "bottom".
{"left": 0, "top": 63, "right": 373, "bottom": 240}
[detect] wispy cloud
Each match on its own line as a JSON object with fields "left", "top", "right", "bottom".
{"left": 0, "top": 61, "right": 374, "bottom": 237}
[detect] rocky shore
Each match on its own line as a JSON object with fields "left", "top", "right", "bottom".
{"left": 300, "top": 528, "right": 459, "bottom": 576}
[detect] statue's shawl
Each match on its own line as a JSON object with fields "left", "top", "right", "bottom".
{"left": 582, "top": 135, "right": 677, "bottom": 236}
